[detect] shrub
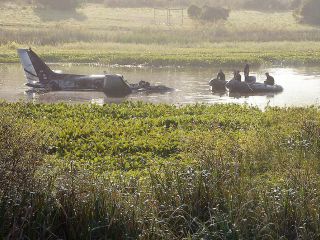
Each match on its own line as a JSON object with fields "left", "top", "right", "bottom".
{"left": 0, "top": 106, "right": 44, "bottom": 238}
{"left": 201, "top": 5, "right": 230, "bottom": 21}
{"left": 299, "top": 0, "right": 320, "bottom": 25}
{"left": 0, "top": 109, "right": 43, "bottom": 200}
{"left": 187, "top": 5, "right": 202, "bottom": 19}
{"left": 188, "top": 5, "right": 230, "bottom": 22}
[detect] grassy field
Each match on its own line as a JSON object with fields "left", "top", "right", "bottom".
{"left": 1, "top": 3, "right": 320, "bottom": 66}
{"left": 2, "top": 102, "right": 320, "bottom": 239}
{"left": 1, "top": 4, "right": 319, "bottom": 44}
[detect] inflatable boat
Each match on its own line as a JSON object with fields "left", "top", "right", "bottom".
{"left": 226, "top": 79, "right": 283, "bottom": 93}
{"left": 209, "top": 76, "right": 257, "bottom": 92}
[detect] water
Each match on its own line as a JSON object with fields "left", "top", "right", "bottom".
{"left": 1, "top": 63, "right": 320, "bottom": 108}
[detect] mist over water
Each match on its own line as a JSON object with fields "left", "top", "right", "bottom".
{"left": 1, "top": 63, "right": 320, "bottom": 108}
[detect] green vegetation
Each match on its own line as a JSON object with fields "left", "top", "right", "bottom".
{"left": 1, "top": 102, "right": 320, "bottom": 238}
{"left": 2, "top": 41, "right": 320, "bottom": 66}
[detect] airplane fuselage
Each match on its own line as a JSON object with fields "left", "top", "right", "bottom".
{"left": 18, "top": 48, "right": 174, "bottom": 96}
{"left": 27, "top": 72, "right": 132, "bottom": 96}
{"left": 43, "top": 74, "right": 106, "bottom": 91}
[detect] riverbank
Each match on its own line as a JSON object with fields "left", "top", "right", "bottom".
{"left": 2, "top": 41, "right": 320, "bottom": 66}
{"left": 2, "top": 3, "right": 320, "bottom": 67}
{"left": 1, "top": 102, "right": 320, "bottom": 239}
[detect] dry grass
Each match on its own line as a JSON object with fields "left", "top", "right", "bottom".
{"left": 1, "top": 4, "right": 320, "bottom": 65}
{"left": 0, "top": 3, "right": 320, "bottom": 45}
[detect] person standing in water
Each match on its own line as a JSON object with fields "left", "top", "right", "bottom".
{"left": 233, "top": 70, "right": 237, "bottom": 80}
{"left": 233, "top": 70, "right": 241, "bottom": 82}
{"left": 244, "top": 61, "right": 250, "bottom": 81}
{"left": 264, "top": 73, "right": 275, "bottom": 85}
{"left": 217, "top": 69, "right": 226, "bottom": 81}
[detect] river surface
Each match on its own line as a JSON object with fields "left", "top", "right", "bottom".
{"left": 1, "top": 63, "right": 320, "bottom": 108}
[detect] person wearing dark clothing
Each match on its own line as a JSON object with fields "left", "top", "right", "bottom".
{"left": 236, "top": 70, "right": 242, "bottom": 82}
{"left": 244, "top": 62, "right": 250, "bottom": 77}
{"left": 244, "top": 61, "right": 250, "bottom": 82}
{"left": 217, "top": 69, "right": 225, "bottom": 81}
{"left": 233, "top": 70, "right": 236, "bottom": 79}
{"left": 264, "top": 73, "right": 275, "bottom": 85}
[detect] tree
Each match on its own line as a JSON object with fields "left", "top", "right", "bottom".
{"left": 201, "top": 6, "right": 230, "bottom": 21}
{"left": 188, "top": 5, "right": 230, "bottom": 22}
{"left": 187, "top": 5, "right": 202, "bottom": 19}
{"left": 291, "top": 0, "right": 303, "bottom": 9}
{"left": 299, "top": 0, "right": 320, "bottom": 25}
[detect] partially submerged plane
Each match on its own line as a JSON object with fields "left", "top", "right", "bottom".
{"left": 18, "top": 48, "right": 173, "bottom": 96}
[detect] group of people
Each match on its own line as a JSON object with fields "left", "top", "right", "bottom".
{"left": 216, "top": 62, "right": 275, "bottom": 86}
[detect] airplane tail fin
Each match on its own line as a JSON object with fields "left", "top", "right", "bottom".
{"left": 17, "top": 48, "right": 55, "bottom": 84}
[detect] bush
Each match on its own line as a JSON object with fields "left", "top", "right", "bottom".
{"left": 34, "top": 0, "right": 83, "bottom": 10}
{"left": 188, "top": 5, "right": 230, "bottom": 22}
{"left": 0, "top": 106, "right": 44, "bottom": 238}
{"left": 187, "top": 5, "right": 202, "bottom": 19}
{"left": 201, "top": 5, "right": 230, "bottom": 21}
{"left": 0, "top": 109, "right": 43, "bottom": 200}
{"left": 299, "top": 0, "right": 320, "bottom": 25}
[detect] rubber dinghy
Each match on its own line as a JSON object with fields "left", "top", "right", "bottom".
{"left": 209, "top": 76, "right": 257, "bottom": 91}
{"left": 226, "top": 79, "right": 283, "bottom": 93}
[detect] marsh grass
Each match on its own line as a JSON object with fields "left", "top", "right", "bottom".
{"left": 2, "top": 41, "right": 320, "bottom": 66}
{"left": 0, "top": 110, "right": 44, "bottom": 239}
{"left": 1, "top": 103, "right": 320, "bottom": 238}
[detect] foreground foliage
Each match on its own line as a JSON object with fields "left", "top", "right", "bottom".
{"left": 1, "top": 102, "right": 320, "bottom": 239}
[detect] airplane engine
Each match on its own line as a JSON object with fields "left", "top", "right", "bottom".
{"left": 103, "top": 74, "right": 132, "bottom": 96}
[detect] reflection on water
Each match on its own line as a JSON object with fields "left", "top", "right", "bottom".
{"left": 1, "top": 63, "right": 320, "bottom": 108}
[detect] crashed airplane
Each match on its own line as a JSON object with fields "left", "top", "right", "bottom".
{"left": 17, "top": 48, "right": 173, "bottom": 96}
